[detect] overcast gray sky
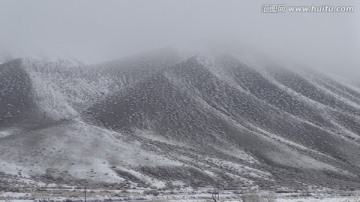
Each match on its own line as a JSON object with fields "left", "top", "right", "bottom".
{"left": 0, "top": 0, "right": 359, "bottom": 79}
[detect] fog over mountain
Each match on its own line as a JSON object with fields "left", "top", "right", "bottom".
{"left": 1, "top": 0, "right": 360, "bottom": 201}
{"left": 0, "top": 0, "right": 359, "bottom": 79}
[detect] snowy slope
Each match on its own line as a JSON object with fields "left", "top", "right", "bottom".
{"left": 1, "top": 50, "right": 360, "bottom": 191}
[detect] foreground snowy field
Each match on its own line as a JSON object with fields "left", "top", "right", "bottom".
{"left": 1, "top": 190, "right": 360, "bottom": 202}
{"left": 2, "top": 197, "right": 360, "bottom": 202}
{"left": 277, "top": 197, "right": 360, "bottom": 202}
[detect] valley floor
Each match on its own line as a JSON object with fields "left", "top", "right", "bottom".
{"left": 1, "top": 190, "right": 360, "bottom": 202}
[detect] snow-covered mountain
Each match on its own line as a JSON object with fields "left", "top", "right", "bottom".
{"left": 1, "top": 49, "right": 360, "bottom": 191}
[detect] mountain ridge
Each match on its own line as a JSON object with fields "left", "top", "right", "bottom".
{"left": 1, "top": 50, "right": 360, "bottom": 191}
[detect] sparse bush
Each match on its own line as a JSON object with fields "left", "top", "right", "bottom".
{"left": 143, "top": 189, "right": 160, "bottom": 196}
{"left": 240, "top": 191, "right": 276, "bottom": 202}
{"left": 264, "top": 192, "right": 276, "bottom": 202}
{"left": 233, "top": 190, "right": 242, "bottom": 194}
{"left": 242, "top": 192, "right": 261, "bottom": 202}
{"left": 150, "top": 185, "right": 158, "bottom": 189}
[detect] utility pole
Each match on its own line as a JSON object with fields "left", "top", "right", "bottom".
{"left": 85, "top": 186, "right": 87, "bottom": 202}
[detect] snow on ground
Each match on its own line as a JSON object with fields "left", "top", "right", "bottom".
{"left": 1, "top": 186, "right": 360, "bottom": 202}
{"left": 0, "top": 192, "right": 28, "bottom": 198}
{"left": 0, "top": 128, "right": 22, "bottom": 138}
{"left": 0, "top": 120, "right": 183, "bottom": 184}
{"left": 204, "top": 157, "right": 272, "bottom": 180}
{"left": 277, "top": 196, "right": 360, "bottom": 202}
{"left": 0, "top": 200, "right": 33, "bottom": 202}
